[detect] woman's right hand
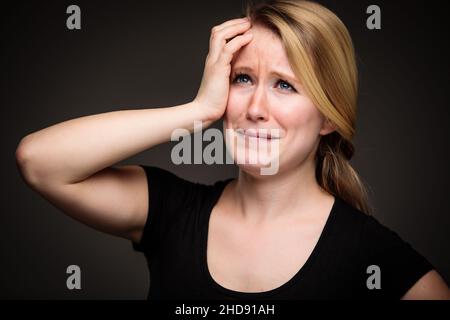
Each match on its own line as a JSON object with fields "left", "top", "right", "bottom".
{"left": 194, "top": 17, "right": 253, "bottom": 122}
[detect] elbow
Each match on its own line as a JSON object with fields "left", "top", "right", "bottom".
{"left": 15, "top": 134, "right": 44, "bottom": 188}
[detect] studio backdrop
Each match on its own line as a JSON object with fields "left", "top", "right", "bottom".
{"left": 2, "top": 0, "right": 449, "bottom": 299}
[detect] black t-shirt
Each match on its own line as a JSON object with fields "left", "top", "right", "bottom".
{"left": 132, "top": 165, "right": 434, "bottom": 300}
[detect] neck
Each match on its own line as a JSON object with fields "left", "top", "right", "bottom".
{"left": 230, "top": 159, "right": 331, "bottom": 224}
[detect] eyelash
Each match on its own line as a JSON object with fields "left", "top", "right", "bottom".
{"left": 231, "top": 72, "right": 297, "bottom": 93}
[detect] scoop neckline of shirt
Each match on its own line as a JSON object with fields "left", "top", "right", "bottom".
{"left": 200, "top": 178, "right": 341, "bottom": 299}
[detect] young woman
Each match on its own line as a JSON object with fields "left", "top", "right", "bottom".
{"left": 16, "top": 0, "right": 449, "bottom": 299}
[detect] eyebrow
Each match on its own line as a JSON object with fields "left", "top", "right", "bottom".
{"left": 232, "top": 65, "right": 301, "bottom": 85}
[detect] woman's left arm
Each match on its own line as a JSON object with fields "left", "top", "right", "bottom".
{"left": 401, "top": 270, "right": 450, "bottom": 300}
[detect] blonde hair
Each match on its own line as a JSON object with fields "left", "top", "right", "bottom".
{"left": 244, "top": 0, "right": 371, "bottom": 213}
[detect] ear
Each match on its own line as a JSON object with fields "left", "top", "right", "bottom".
{"left": 319, "top": 117, "right": 337, "bottom": 136}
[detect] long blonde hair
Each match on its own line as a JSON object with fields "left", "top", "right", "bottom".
{"left": 244, "top": 0, "right": 371, "bottom": 213}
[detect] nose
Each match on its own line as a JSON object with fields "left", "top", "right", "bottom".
{"left": 245, "top": 84, "right": 269, "bottom": 122}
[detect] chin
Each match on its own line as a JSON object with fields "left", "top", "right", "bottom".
{"left": 233, "top": 149, "right": 282, "bottom": 176}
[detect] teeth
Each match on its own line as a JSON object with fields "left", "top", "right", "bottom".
{"left": 235, "top": 128, "right": 280, "bottom": 139}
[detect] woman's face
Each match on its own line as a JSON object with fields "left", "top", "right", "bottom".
{"left": 224, "top": 24, "right": 333, "bottom": 176}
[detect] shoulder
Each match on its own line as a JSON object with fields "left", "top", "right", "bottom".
{"left": 332, "top": 197, "right": 424, "bottom": 256}
{"left": 328, "top": 196, "right": 369, "bottom": 243}
{"left": 139, "top": 164, "right": 233, "bottom": 206}
{"left": 132, "top": 165, "right": 233, "bottom": 252}
{"left": 334, "top": 197, "right": 436, "bottom": 299}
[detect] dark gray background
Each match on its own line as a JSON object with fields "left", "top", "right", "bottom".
{"left": 2, "top": 0, "right": 449, "bottom": 299}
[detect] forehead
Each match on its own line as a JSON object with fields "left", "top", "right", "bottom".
{"left": 231, "top": 24, "right": 292, "bottom": 71}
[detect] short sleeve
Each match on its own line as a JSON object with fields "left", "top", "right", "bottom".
{"left": 361, "top": 215, "right": 434, "bottom": 299}
{"left": 131, "top": 165, "right": 205, "bottom": 254}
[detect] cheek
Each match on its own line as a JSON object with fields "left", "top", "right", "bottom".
{"left": 274, "top": 96, "right": 323, "bottom": 131}
{"left": 224, "top": 89, "right": 246, "bottom": 126}
{"left": 277, "top": 99, "right": 324, "bottom": 166}
{"left": 226, "top": 89, "right": 245, "bottom": 113}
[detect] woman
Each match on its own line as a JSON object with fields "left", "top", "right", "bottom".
{"left": 16, "top": 0, "right": 449, "bottom": 299}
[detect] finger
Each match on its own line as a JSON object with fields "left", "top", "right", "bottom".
{"left": 217, "top": 33, "right": 253, "bottom": 66}
{"left": 218, "top": 20, "right": 251, "bottom": 42}
{"left": 209, "top": 22, "right": 252, "bottom": 62}
{"left": 212, "top": 17, "right": 249, "bottom": 33}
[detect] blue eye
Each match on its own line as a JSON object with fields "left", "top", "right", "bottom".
{"left": 232, "top": 72, "right": 297, "bottom": 92}
{"left": 232, "top": 73, "right": 250, "bottom": 84}
{"left": 277, "top": 80, "right": 295, "bottom": 92}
